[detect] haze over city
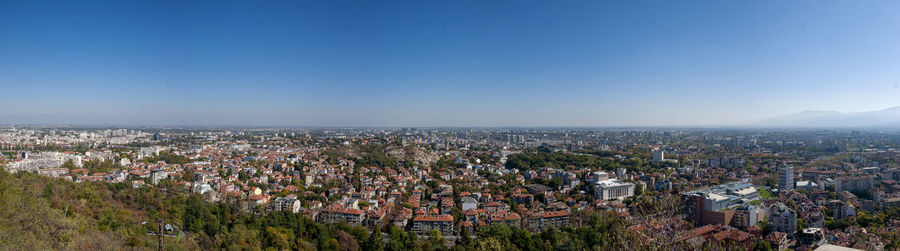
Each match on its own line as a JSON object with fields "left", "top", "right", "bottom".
{"left": 2, "top": 0, "right": 900, "bottom": 126}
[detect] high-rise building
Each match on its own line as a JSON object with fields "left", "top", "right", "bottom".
{"left": 652, "top": 149, "right": 665, "bottom": 162}
{"left": 777, "top": 164, "right": 793, "bottom": 192}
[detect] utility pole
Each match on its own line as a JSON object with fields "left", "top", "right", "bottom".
{"left": 146, "top": 219, "right": 180, "bottom": 250}
{"left": 157, "top": 219, "right": 164, "bottom": 251}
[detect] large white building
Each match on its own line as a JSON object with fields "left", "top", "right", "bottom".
{"left": 592, "top": 173, "right": 635, "bottom": 200}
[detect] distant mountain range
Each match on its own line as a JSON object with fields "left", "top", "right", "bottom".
{"left": 755, "top": 106, "right": 900, "bottom": 127}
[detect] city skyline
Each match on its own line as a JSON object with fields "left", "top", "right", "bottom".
{"left": 3, "top": 1, "right": 900, "bottom": 127}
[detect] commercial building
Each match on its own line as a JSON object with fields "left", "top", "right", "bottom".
{"left": 682, "top": 180, "right": 760, "bottom": 226}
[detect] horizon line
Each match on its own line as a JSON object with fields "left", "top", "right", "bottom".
{"left": 4, "top": 123, "right": 900, "bottom": 130}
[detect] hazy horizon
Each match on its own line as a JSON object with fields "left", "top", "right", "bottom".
{"left": 3, "top": 1, "right": 900, "bottom": 127}
{"left": 8, "top": 105, "right": 900, "bottom": 128}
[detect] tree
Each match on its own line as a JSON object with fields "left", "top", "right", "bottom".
{"left": 424, "top": 230, "right": 443, "bottom": 250}
{"left": 754, "top": 240, "right": 772, "bottom": 251}
{"left": 336, "top": 230, "right": 360, "bottom": 251}
{"left": 387, "top": 226, "right": 408, "bottom": 251}
{"left": 474, "top": 237, "right": 504, "bottom": 251}
{"left": 183, "top": 167, "right": 195, "bottom": 182}
{"left": 0, "top": 171, "right": 75, "bottom": 250}
{"left": 59, "top": 159, "right": 75, "bottom": 170}
{"left": 366, "top": 228, "right": 383, "bottom": 251}
{"left": 796, "top": 219, "right": 808, "bottom": 233}
{"left": 264, "top": 227, "right": 295, "bottom": 250}
{"left": 758, "top": 220, "right": 772, "bottom": 235}
{"left": 457, "top": 228, "right": 471, "bottom": 247}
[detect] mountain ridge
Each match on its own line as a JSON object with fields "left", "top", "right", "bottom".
{"left": 756, "top": 106, "right": 900, "bottom": 127}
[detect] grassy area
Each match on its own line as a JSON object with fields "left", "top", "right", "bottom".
{"left": 758, "top": 189, "right": 774, "bottom": 199}
{"left": 1, "top": 152, "right": 15, "bottom": 159}
{"left": 748, "top": 200, "right": 761, "bottom": 205}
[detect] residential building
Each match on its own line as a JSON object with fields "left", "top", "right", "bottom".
{"left": 768, "top": 203, "right": 797, "bottom": 234}
{"left": 778, "top": 164, "right": 793, "bottom": 192}
{"left": 652, "top": 149, "right": 665, "bottom": 162}
{"left": 834, "top": 175, "right": 874, "bottom": 193}
{"left": 411, "top": 215, "right": 454, "bottom": 236}
{"left": 272, "top": 197, "right": 302, "bottom": 213}
{"left": 732, "top": 204, "right": 765, "bottom": 229}
{"left": 461, "top": 197, "right": 478, "bottom": 211}
{"left": 318, "top": 206, "right": 365, "bottom": 225}
{"left": 526, "top": 210, "right": 570, "bottom": 232}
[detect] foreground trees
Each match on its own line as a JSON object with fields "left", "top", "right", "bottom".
{"left": 0, "top": 169, "right": 749, "bottom": 250}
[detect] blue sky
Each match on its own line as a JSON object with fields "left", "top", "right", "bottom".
{"left": 1, "top": 0, "right": 899, "bottom": 127}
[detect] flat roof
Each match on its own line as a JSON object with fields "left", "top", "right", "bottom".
{"left": 705, "top": 193, "right": 728, "bottom": 202}
{"left": 814, "top": 244, "right": 862, "bottom": 251}
{"left": 594, "top": 179, "right": 633, "bottom": 188}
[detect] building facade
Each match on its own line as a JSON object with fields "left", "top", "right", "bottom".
{"left": 777, "top": 164, "right": 793, "bottom": 192}
{"left": 411, "top": 215, "right": 454, "bottom": 236}
{"left": 593, "top": 179, "right": 635, "bottom": 200}
{"left": 768, "top": 203, "right": 797, "bottom": 234}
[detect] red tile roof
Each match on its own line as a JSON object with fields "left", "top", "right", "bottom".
{"left": 413, "top": 215, "right": 453, "bottom": 222}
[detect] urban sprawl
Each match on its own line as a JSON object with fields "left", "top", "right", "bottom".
{"left": 2, "top": 126, "right": 900, "bottom": 250}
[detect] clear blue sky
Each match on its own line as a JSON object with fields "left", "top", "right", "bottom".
{"left": 1, "top": 0, "right": 899, "bottom": 127}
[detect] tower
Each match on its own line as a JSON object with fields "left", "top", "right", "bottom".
{"left": 652, "top": 149, "right": 665, "bottom": 162}
{"left": 777, "top": 164, "right": 793, "bottom": 192}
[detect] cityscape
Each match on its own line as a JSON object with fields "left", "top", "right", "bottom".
{"left": 2, "top": 0, "right": 900, "bottom": 250}
{"left": 3, "top": 126, "right": 900, "bottom": 250}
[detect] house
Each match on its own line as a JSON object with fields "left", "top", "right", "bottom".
{"left": 766, "top": 232, "right": 789, "bottom": 251}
